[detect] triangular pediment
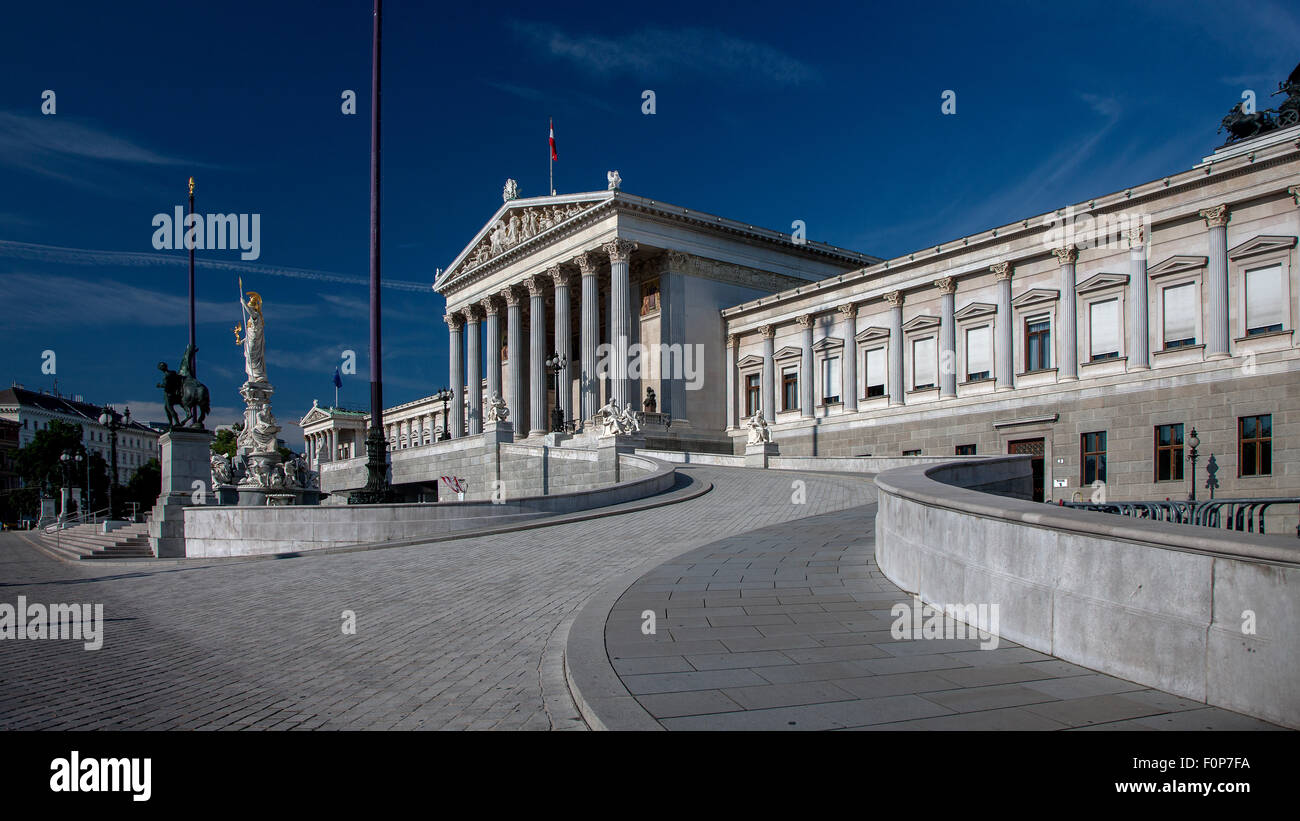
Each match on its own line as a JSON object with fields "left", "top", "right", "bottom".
{"left": 902, "top": 315, "right": 940, "bottom": 333}
{"left": 954, "top": 301, "right": 996, "bottom": 321}
{"left": 299, "top": 402, "right": 332, "bottom": 426}
{"left": 1148, "top": 255, "right": 1207, "bottom": 279}
{"left": 1076, "top": 272, "right": 1129, "bottom": 294}
{"left": 737, "top": 354, "right": 764, "bottom": 368}
{"left": 435, "top": 192, "right": 612, "bottom": 289}
{"left": 774, "top": 345, "right": 802, "bottom": 361}
{"left": 812, "top": 336, "right": 844, "bottom": 352}
{"left": 1012, "top": 288, "right": 1060, "bottom": 308}
{"left": 1227, "top": 234, "right": 1297, "bottom": 260}
{"left": 856, "top": 325, "right": 890, "bottom": 343}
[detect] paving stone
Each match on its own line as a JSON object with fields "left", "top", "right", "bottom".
{"left": 722, "top": 681, "right": 857, "bottom": 710}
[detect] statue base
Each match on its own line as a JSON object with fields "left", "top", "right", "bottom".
{"left": 149, "top": 428, "right": 216, "bottom": 558}
{"left": 348, "top": 428, "right": 394, "bottom": 504}
{"left": 744, "top": 441, "right": 779, "bottom": 468}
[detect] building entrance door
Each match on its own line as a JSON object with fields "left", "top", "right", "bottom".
{"left": 1008, "top": 437, "right": 1046, "bottom": 502}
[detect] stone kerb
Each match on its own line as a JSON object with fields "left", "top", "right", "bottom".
{"left": 873, "top": 455, "right": 1300, "bottom": 729}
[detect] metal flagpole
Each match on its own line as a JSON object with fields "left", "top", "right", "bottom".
{"left": 188, "top": 177, "right": 196, "bottom": 371}
{"left": 549, "top": 117, "right": 553, "bottom": 196}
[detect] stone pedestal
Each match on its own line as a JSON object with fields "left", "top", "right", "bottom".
{"left": 745, "top": 441, "right": 779, "bottom": 468}
{"left": 36, "top": 498, "right": 57, "bottom": 529}
{"left": 596, "top": 432, "right": 647, "bottom": 484}
{"left": 149, "top": 428, "right": 215, "bottom": 558}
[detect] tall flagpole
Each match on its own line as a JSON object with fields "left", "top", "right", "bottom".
{"left": 549, "top": 117, "right": 553, "bottom": 196}
{"left": 187, "top": 176, "right": 196, "bottom": 371}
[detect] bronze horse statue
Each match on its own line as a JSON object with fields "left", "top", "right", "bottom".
{"left": 157, "top": 344, "right": 210, "bottom": 428}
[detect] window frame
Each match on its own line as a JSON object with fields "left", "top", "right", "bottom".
{"left": 1081, "top": 430, "right": 1107, "bottom": 486}
{"left": 1024, "top": 315, "right": 1052, "bottom": 373}
{"left": 1238, "top": 414, "right": 1272, "bottom": 477}
{"left": 1154, "top": 423, "right": 1185, "bottom": 483}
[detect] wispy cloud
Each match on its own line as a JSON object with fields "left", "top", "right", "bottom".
{"left": 482, "top": 79, "right": 619, "bottom": 115}
{"left": 508, "top": 21, "right": 818, "bottom": 87}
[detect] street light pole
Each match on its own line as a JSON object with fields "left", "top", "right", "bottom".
{"left": 545, "top": 352, "right": 567, "bottom": 432}
{"left": 434, "top": 388, "right": 452, "bottom": 440}
{"left": 98, "top": 405, "right": 130, "bottom": 519}
{"left": 1187, "top": 427, "right": 1200, "bottom": 504}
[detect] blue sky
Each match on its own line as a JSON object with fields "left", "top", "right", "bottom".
{"left": 1, "top": 0, "right": 1296, "bottom": 448}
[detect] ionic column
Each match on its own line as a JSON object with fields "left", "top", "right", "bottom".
{"left": 1200, "top": 204, "right": 1231, "bottom": 359}
{"left": 446, "top": 312, "right": 465, "bottom": 438}
{"left": 760, "top": 324, "right": 776, "bottom": 422}
{"left": 725, "top": 333, "right": 738, "bottom": 429}
{"left": 525, "top": 275, "right": 548, "bottom": 435}
{"left": 550, "top": 266, "right": 572, "bottom": 427}
{"left": 991, "top": 262, "right": 1015, "bottom": 390}
{"left": 838, "top": 304, "right": 858, "bottom": 413}
{"left": 481, "top": 296, "right": 502, "bottom": 404}
{"left": 797, "top": 314, "right": 815, "bottom": 417}
{"left": 885, "top": 291, "right": 905, "bottom": 406}
{"left": 604, "top": 238, "right": 637, "bottom": 408}
{"left": 1054, "top": 246, "right": 1079, "bottom": 380}
{"left": 936, "top": 277, "right": 957, "bottom": 398}
{"left": 502, "top": 285, "right": 525, "bottom": 437}
{"left": 576, "top": 251, "right": 600, "bottom": 424}
{"left": 1128, "top": 225, "right": 1150, "bottom": 370}
{"left": 464, "top": 304, "right": 482, "bottom": 435}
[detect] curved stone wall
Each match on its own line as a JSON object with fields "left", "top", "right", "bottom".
{"left": 874, "top": 456, "right": 1300, "bottom": 729}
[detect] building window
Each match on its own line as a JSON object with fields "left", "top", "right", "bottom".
{"left": 1081, "top": 431, "right": 1107, "bottom": 485}
{"left": 1089, "top": 299, "right": 1120, "bottom": 360}
{"left": 1025, "top": 317, "right": 1051, "bottom": 371}
{"left": 955, "top": 444, "right": 977, "bottom": 455}
{"left": 640, "top": 281, "right": 660, "bottom": 316}
{"left": 864, "top": 347, "right": 886, "bottom": 398}
{"left": 912, "top": 337, "right": 936, "bottom": 390}
{"left": 781, "top": 366, "right": 798, "bottom": 412}
{"left": 965, "top": 325, "right": 991, "bottom": 381}
{"left": 902, "top": 449, "right": 922, "bottom": 456}
{"left": 745, "top": 373, "right": 761, "bottom": 417}
{"left": 1239, "top": 414, "right": 1272, "bottom": 476}
{"left": 1155, "top": 423, "right": 1184, "bottom": 482}
{"left": 822, "top": 356, "right": 840, "bottom": 404}
{"left": 1162, "top": 283, "right": 1197, "bottom": 349}
{"left": 1244, "top": 264, "right": 1284, "bottom": 335}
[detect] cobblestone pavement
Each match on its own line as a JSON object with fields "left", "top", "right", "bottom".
{"left": 0, "top": 465, "right": 872, "bottom": 730}
{"left": 604, "top": 506, "right": 1284, "bottom": 730}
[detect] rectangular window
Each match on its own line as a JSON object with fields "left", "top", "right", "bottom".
{"left": 781, "top": 366, "right": 798, "bottom": 412}
{"left": 1155, "top": 423, "right": 1184, "bottom": 482}
{"left": 745, "top": 373, "right": 761, "bottom": 417}
{"left": 865, "top": 347, "right": 886, "bottom": 398}
{"left": 1162, "top": 283, "right": 1196, "bottom": 348}
{"left": 965, "top": 325, "right": 992, "bottom": 381}
{"left": 1089, "top": 299, "right": 1120, "bottom": 360}
{"left": 1081, "top": 431, "right": 1107, "bottom": 485}
{"left": 1239, "top": 414, "right": 1272, "bottom": 476}
{"left": 822, "top": 357, "right": 841, "bottom": 404}
{"left": 1025, "top": 317, "right": 1051, "bottom": 371}
{"left": 902, "top": 449, "right": 922, "bottom": 456}
{"left": 1245, "top": 264, "right": 1284, "bottom": 335}
{"left": 640, "top": 281, "right": 660, "bottom": 316}
{"left": 955, "top": 444, "right": 977, "bottom": 456}
{"left": 912, "top": 337, "right": 936, "bottom": 389}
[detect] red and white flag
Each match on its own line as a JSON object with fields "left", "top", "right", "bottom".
{"left": 549, "top": 118, "right": 558, "bottom": 161}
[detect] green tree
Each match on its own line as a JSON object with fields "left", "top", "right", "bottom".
{"left": 11, "top": 419, "right": 109, "bottom": 519}
{"left": 211, "top": 428, "right": 238, "bottom": 457}
{"left": 123, "top": 457, "right": 161, "bottom": 517}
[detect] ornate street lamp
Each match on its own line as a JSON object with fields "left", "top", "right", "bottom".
{"left": 98, "top": 405, "right": 130, "bottom": 518}
{"left": 1187, "top": 427, "right": 1200, "bottom": 503}
{"left": 433, "top": 387, "right": 453, "bottom": 440}
{"left": 545, "top": 352, "right": 567, "bottom": 432}
{"left": 58, "top": 449, "right": 82, "bottom": 520}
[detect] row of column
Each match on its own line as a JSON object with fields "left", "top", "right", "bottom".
{"left": 731, "top": 202, "right": 1237, "bottom": 423}
{"left": 444, "top": 237, "right": 637, "bottom": 438}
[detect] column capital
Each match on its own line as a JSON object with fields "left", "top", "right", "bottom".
{"left": 1052, "top": 245, "right": 1079, "bottom": 265}
{"left": 523, "top": 274, "right": 547, "bottom": 297}
{"left": 479, "top": 295, "right": 500, "bottom": 316}
{"left": 759, "top": 324, "right": 776, "bottom": 340}
{"left": 548, "top": 265, "right": 569, "bottom": 287}
{"left": 500, "top": 285, "right": 523, "bottom": 306}
{"left": 573, "top": 250, "right": 601, "bottom": 276}
{"left": 445, "top": 312, "right": 464, "bottom": 330}
{"left": 1198, "top": 203, "right": 1230, "bottom": 228}
{"left": 726, "top": 333, "right": 739, "bottom": 348}
{"left": 837, "top": 302, "right": 858, "bottom": 318}
{"left": 989, "top": 261, "right": 1014, "bottom": 281}
{"left": 934, "top": 276, "right": 957, "bottom": 294}
{"left": 462, "top": 304, "right": 482, "bottom": 323}
{"left": 883, "top": 290, "right": 905, "bottom": 307}
{"left": 602, "top": 237, "right": 638, "bottom": 263}
{"left": 1127, "top": 224, "right": 1146, "bottom": 249}
{"left": 796, "top": 313, "right": 816, "bottom": 329}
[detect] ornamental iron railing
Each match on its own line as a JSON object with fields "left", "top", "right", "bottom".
{"left": 1060, "top": 498, "right": 1300, "bottom": 538}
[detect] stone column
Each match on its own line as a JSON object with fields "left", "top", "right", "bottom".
{"left": 1054, "top": 246, "right": 1079, "bottom": 380}
{"left": 991, "top": 262, "right": 1015, "bottom": 390}
{"left": 760, "top": 324, "right": 776, "bottom": 422}
{"left": 725, "top": 334, "right": 738, "bottom": 429}
{"left": 1200, "top": 204, "right": 1231, "bottom": 359}
{"left": 464, "top": 304, "right": 482, "bottom": 434}
{"left": 1128, "top": 225, "right": 1150, "bottom": 370}
{"left": 885, "top": 291, "right": 905, "bottom": 405}
{"left": 576, "top": 251, "right": 600, "bottom": 425}
{"left": 797, "top": 314, "right": 815, "bottom": 417}
{"left": 936, "top": 277, "right": 957, "bottom": 398}
{"left": 503, "top": 285, "right": 525, "bottom": 438}
{"left": 481, "top": 296, "right": 502, "bottom": 402}
{"left": 526, "top": 274, "right": 548, "bottom": 435}
{"left": 550, "top": 266, "right": 572, "bottom": 427}
{"left": 839, "top": 304, "right": 858, "bottom": 412}
{"left": 446, "top": 312, "right": 465, "bottom": 438}
{"left": 604, "top": 238, "right": 637, "bottom": 408}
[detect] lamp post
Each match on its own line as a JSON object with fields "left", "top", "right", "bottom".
{"left": 1187, "top": 427, "right": 1200, "bottom": 503}
{"left": 98, "top": 405, "right": 130, "bottom": 519}
{"left": 58, "top": 449, "right": 81, "bottom": 521}
{"left": 545, "top": 352, "right": 567, "bottom": 432}
{"left": 433, "top": 388, "right": 452, "bottom": 440}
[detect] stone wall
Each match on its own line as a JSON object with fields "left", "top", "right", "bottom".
{"left": 874, "top": 455, "right": 1300, "bottom": 729}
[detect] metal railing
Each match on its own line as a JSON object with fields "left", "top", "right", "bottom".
{"left": 42, "top": 506, "right": 112, "bottom": 533}
{"left": 1060, "top": 498, "right": 1300, "bottom": 538}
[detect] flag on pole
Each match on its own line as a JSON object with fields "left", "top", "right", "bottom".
{"left": 549, "top": 118, "right": 558, "bottom": 161}
{"left": 333, "top": 367, "right": 343, "bottom": 389}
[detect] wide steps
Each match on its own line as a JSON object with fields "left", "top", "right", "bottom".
{"left": 36, "top": 523, "right": 154, "bottom": 560}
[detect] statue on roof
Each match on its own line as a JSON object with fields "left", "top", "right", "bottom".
{"left": 503, "top": 178, "right": 519, "bottom": 202}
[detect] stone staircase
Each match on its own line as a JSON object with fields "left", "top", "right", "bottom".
{"left": 35, "top": 522, "right": 154, "bottom": 561}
